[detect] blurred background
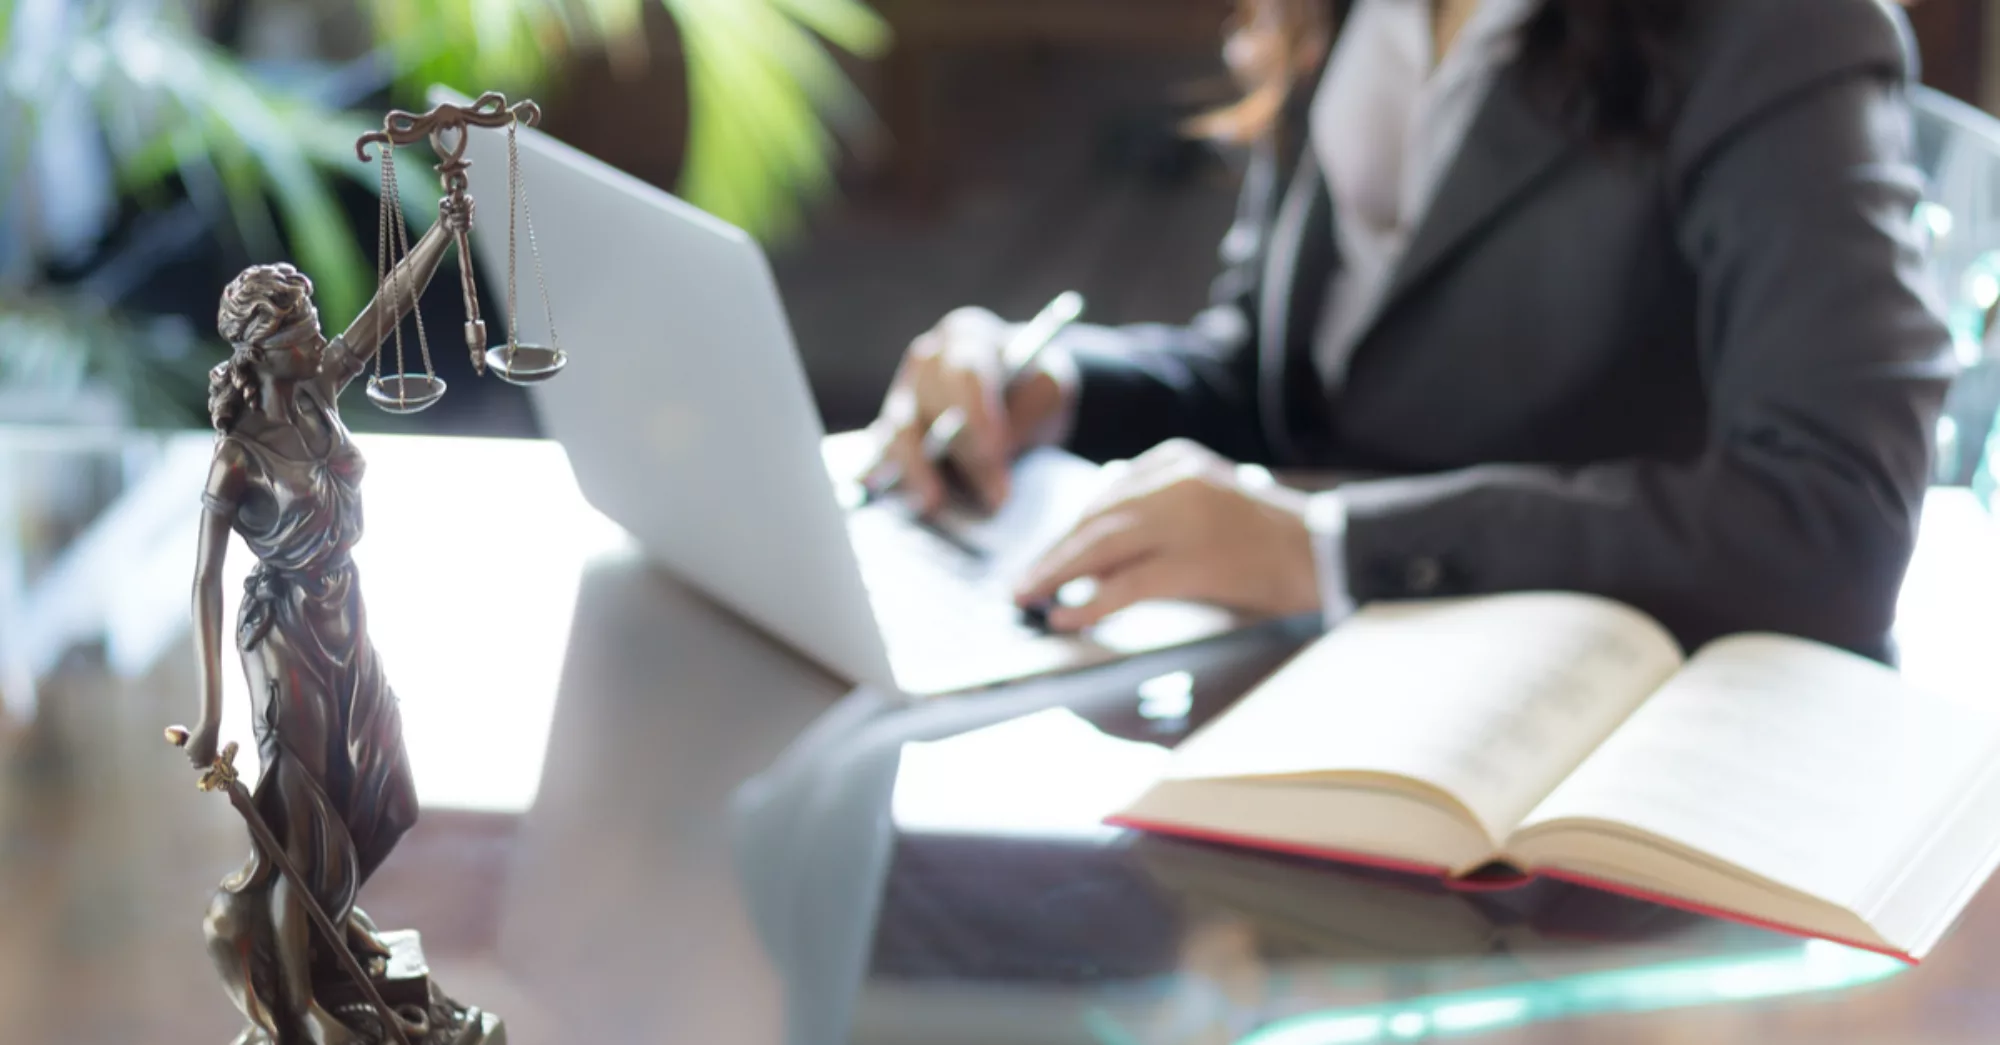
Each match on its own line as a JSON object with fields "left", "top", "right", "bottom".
{"left": 0, "top": 0, "right": 1996, "bottom": 440}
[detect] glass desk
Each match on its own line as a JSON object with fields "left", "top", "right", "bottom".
{"left": 0, "top": 427, "right": 1995, "bottom": 1045}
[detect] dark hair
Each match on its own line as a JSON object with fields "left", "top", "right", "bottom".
{"left": 1195, "top": 0, "right": 1689, "bottom": 146}
{"left": 211, "top": 263, "right": 317, "bottom": 433}
{"left": 1520, "top": 0, "right": 1688, "bottom": 146}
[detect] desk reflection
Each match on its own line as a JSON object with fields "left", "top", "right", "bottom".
{"left": 828, "top": 698, "right": 1914, "bottom": 1045}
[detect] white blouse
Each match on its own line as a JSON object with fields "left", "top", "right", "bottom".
{"left": 1309, "top": 0, "right": 1544, "bottom": 387}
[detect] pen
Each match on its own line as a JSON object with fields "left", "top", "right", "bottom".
{"left": 862, "top": 291, "right": 1086, "bottom": 504}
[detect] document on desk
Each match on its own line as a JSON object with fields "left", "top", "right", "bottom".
{"left": 829, "top": 432, "right": 1242, "bottom": 662}
{"left": 1108, "top": 591, "right": 2000, "bottom": 964}
{"left": 894, "top": 708, "right": 1172, "bottom": 840}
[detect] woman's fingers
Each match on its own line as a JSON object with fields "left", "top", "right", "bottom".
{"left": 1016, "top": 508, "right": 1159, "bottom": 605}
{"left": 1046, "top": 557, "right": 1182, "bottom": 632}
{"left": 863, "top": 313, "right": 1019, "bottom": 515}
{"left": 886, "top": 419, "right": 947, "bottom": 515}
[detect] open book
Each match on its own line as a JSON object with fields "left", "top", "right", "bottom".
{"left": 1108, "top": 593, "right": 2000, "bottom": 963}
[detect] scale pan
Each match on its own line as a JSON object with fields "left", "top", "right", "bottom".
{"left": 366, "top": 374, "right": 448, "bottom": 414}
{"left": 485, "top": 344, "right": 567, "bottom": 385}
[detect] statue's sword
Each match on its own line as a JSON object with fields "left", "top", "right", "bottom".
{"left": 167, "top": 727, "right": 417, "bottom": 1045}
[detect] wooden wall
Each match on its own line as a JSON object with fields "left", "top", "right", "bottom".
{"left": 1907, "top": 0, "right": 1989, "bottom": 106}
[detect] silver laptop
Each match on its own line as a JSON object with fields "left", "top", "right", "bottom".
{"left": 453, "top": 101, "right": 1241, "bottom": 697}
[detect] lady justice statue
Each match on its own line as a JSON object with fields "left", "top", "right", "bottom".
{"left": 168, "top": 92, "right": 563, "bottom": 1045}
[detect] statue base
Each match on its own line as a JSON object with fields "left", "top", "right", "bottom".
{"left": 227, "top": 930, "right": 505, "bottom": 1045}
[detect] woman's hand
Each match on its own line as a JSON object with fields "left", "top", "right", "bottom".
{"left": 866, "top": 307, "right": 1069, "bottom": 514}
{"left": 1014, "top": 439, "right": 1322, "bottom": 630}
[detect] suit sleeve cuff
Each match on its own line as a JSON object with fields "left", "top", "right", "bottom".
{"left": 1306, "top": 490, "right": 1358, "bottom": 626}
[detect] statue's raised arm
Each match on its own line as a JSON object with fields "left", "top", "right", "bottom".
{"left": 321, "top": 196, "right": 473, "bottom": 393}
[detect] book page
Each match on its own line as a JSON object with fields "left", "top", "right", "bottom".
{"left": 1160, "top": 593, "right": 1684, "bottom": 847}
{"left": 1515, "top": 635, "right": 2000, "bottom": 915}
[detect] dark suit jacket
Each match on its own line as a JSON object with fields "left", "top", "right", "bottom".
{"left": 1056, "top": 0, "right": 1956, "bottom": 661}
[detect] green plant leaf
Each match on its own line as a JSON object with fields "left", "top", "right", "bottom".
{"left": 662, "top": 0, "right": 882, "bottom": 237}
{"left": 366, "top": 0, "right": 563, "bottom": 101}
{"left": 210, "top": 128, "right": 285, "bottom": 260}
{"left": 113, "top": 24, "right": 372, "bottom": 326}
{"left": 361, "top": 0, "right": 886, "bottom": 242}
{"left": 115, "top": 124, "right": 194, "bottom": 193}
{"left": 766, "top": 0, "right": 891, "bottom": 58}
{"left": 0, "top": 294, "right": 210, "bottom": 427}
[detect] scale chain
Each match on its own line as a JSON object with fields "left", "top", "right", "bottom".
{"left": 517, "top": 121, "right": 562, "bottom": 355}
{"left": 507, "top": 121, "right": 519, "bottom": 367}
{"left": 375, "top": 145, "right": 401, "bottom": 391}
{"left": 386, "top": 152, "right": 436, "bottom": 399}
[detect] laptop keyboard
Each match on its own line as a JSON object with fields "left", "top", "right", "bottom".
{"left": 905, "top": 515, "right": 990, "bottom": 580}
{"left": 846, "top": 505, "right": 1041, "bottom": 642}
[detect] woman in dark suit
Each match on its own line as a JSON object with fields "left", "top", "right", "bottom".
{"left": 868, "top": 0, "right": 1954, "bottom": 662}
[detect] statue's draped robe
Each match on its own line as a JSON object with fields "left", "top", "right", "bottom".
{"left": 205, "top": 377, "right": 416, "bottom": 1036}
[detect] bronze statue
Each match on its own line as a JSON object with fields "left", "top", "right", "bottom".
{"left": 168, "top": 93, "right": 555, "bottom": 1045}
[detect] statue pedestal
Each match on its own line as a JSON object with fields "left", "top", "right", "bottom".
{"left": 229, "top": 930, "right": 505, "bottom": 1045}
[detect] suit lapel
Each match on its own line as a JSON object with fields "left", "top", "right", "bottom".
{"left": 1254, "top": 9, "right": 1579, "bottom": 464}
{"left": 1258, "top": 148, "right": 1338, "bottom": 465}
{"left": 1254, "top": 0, "right": 1350, "bottom": 466}
{"left": 1375, "top": 66, "right": 1579, "bottom": 320}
